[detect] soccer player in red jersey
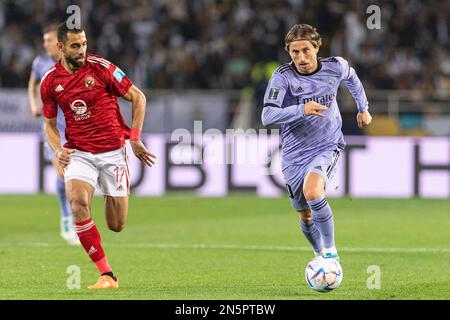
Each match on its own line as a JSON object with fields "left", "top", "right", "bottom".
{"left": 41, "top": 22, "right": 156, "bottom": 289}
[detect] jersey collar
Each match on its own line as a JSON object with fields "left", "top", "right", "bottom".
{"left": 292, "top": 59, "right": 322, "bottom": 76}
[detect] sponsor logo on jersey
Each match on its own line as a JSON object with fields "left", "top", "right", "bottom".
{"left": 113, "top": 67, "right": 125, "bottom": 83}
{"left": 69, "top": 99, "right": 91, "bottom": 121}
{"left": 84, "top": 75, "right": 95, "bottom": 88}
{"left": 302, "top": 93, "right": 336, "bottom": 107}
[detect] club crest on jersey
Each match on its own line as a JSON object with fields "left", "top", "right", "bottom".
{"left": 69, "top": 99, "right": 91, "bottom": 121}
{"left": 84, "top": 75, "right": 95, "bottom": 88}
{"left": 327, "top": 78, "right": 335, "bottom": 87}
{"left": 113, "top": 67, "right": 125, "bottom": 83}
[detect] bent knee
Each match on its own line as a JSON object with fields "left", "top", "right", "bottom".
{"left": 107, "top": 222, "right": 125, "bottom": 232}
{"left": 108, "top": 224, "right": 125, "bottom": 232}
{"left": 303, "top": 188, "right": 324, "bottom": 202}
{"left": 69, "top": 199, "right": 90, "bottom": 219}
{"left": 298, "top": 208, "right": 312, "bottom": 222}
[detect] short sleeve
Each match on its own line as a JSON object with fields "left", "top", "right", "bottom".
{"left": 31, "top": 57, "right": 41, "bottom": 80}
{"left": 105, "top": 62, "right": 133, "bottom": 97}
{"left": 40, "top": 75, "right": 57, "bottom": 118}
{"left": 335, "top": 56, "right": 351, "bottom": 81}
{"left": 263, "top": 72, "right": 288, "bottom": 108}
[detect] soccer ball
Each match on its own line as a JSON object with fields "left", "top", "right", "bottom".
{"left": 305, "top": 256, "right": 343, "bottom": 292}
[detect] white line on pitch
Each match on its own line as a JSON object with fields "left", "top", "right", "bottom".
{"left": 115, "top": 243, "right": 450, "bottom": 253}
{"left": 2, "top": 242, "right": 450, "bottom": 253}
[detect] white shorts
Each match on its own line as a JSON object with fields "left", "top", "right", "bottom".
{"left": 64, "top": 148, "right": 130, "bottom": 197}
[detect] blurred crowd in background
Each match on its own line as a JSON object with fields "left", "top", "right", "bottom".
{"left": 0, "top": 0, "right": 449, "bottom": 136}
{"left": 1, "top": 0, "right": 449, "bottom": 92}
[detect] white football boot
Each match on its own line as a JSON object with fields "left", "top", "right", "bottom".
{"left": 61, "top": 217, "right": 81, "bottom": 246}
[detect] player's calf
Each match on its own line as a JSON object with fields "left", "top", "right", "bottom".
{"left": 104, "top": 196, "right": 128, "bottom": 232}
{"left": 307, "top": 196, "right": 338, "bottom": 259}
{"left": 303, "top": 172, "right": 337, "bottom": 257}
{"left": 298, "top": 208, "right": 323, "bottom": 256}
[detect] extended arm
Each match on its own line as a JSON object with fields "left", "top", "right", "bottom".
{"left": 44, "top": 116, "right": 61, "bottom": 152}
{"left": 261, "top": 104, "right": 304, "bottom": 126}
{"left": 28, "top": 72, "right": 42, "bottom": 117}
{"left": 122, "top": 84, "right": 146, "bottom": 132}
{"left": 261, "top": 102, "right": 328, "bottom": 126}
{"left": 342, "top": 66, "right": 369, "bottom": 113}
{"left": 44, "top": 116, "right": 73, "bottom": 167}
{"left": 122, "top": 85, "right": 156, "bottom": 166}
{"left": 339, "top": 58, "right": 372, "bottom": 128}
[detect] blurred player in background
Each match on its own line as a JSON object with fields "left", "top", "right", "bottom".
{"left": 27, "top": 24, "right": 79, "bottom": 246}
{"left": 261, "top": 24, "right": 372, "bottom": 261}
{"left": 41, "top": 22, "right": 156, "bottom": 289}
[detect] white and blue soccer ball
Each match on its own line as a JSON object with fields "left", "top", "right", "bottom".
{"left": 305, "top": 256, "right": 343, "bottom": 292}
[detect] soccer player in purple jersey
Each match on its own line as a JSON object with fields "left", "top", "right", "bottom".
{"left": 261, "top": 24, "right": 372, "bottom": 260}
{"left": 28, "top": 24, "right": 79, "bottom": 245}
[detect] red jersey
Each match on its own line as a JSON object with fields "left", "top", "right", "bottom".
{"left": 41, "top": 54, "right": 133, "bottom": 154}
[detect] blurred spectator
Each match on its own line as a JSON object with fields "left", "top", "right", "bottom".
{"left": 0, "top": 0, "right": 448, "bottom": 94}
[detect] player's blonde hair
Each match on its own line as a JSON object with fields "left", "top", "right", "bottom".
{"left": 43, "top": 23, "right": 59, "bottom": 35}
{"left": 285, "top": 24, "right": 322, "bottom": 52}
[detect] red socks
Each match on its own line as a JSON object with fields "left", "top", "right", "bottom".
{"left": 75, "top": 218, "right": 112, "bottom": 274}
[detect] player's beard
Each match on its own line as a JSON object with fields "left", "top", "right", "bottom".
{"left": 66, "top": 54, "right": 85, "bottom": 69}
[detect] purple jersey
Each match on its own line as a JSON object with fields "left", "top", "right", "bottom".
{"left": 32, "top": 53, "right": 66, "bottom": 143}
{"left": 262, "top": 56, "right": 368, "bottom": 168}
{"left": 32, "top": 53, "right": 56, "bottom": 81}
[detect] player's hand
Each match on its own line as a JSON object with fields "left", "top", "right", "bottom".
{"left": 56, "top": 148, "right": 74, "bottom": 168}
{"left": 357, "top": 110, "right": 372, "bottom": 128}
{"left": 304, "top": 101, "right": 328, "bottom": 117}
{"left": 130, "top": 140, "right": 156, "bottom": 167}
{"left": 31, "top": 105, "right": 42, "bottom": 117}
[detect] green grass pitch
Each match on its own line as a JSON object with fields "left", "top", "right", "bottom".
{"left": 0, "top": 195, "right": 449, "bottom": 300}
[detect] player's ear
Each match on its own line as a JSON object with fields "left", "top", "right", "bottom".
{"left": 314, "top": 45, "right": 319, "bottom": 54}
